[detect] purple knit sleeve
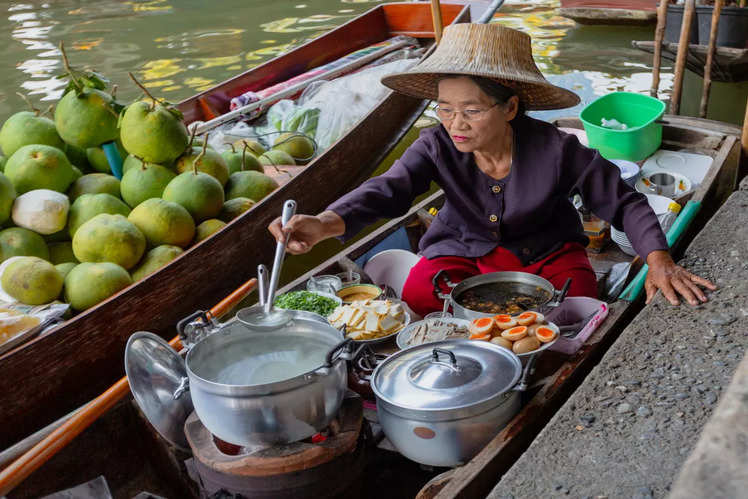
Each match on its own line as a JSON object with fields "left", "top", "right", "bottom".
{"left": 326, "top": 130, "right": 438, "bottom": 241}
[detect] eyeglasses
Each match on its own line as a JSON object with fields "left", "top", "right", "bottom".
{"left": 434, "top": 102, "right": 499, "bottom": 122}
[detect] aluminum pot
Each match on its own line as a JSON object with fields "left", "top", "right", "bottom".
{"left": 371, "top": 340, "right": 530, "bottom": 467}
{"left": 126, "top": 314, "right": 357, "bottom": 449}
{"left": 432, "top": 270, "right": 571, "bottom": 321}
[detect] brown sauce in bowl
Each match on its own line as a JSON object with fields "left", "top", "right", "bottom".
{"left": 456, "top": 283, "right": 551, "bottom": 315}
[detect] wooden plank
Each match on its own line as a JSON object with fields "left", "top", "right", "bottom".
{"left": 632, "top": 40, "right": 748, "bottom": 83}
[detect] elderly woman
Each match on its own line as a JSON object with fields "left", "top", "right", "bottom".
{"left": 269, "top": 23, "right": 714, "bottom": 316}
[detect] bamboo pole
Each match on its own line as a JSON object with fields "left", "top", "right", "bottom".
{"left": 742, "top": 99, "right": 748, "bottom": 165}
{"left": 0, "top": 278, "right": 258, "bottom": 496}
{"left": 651, "top": 0, "right": 670, "bottom": 98}
{"left": 670, "top": 0, "right": 696, "bottom": 115}
{"left": 430, "top": 0, "right": 444, "bottom": 44}
{"left": 700, "top": 0, "right": 723, "bottom": 118}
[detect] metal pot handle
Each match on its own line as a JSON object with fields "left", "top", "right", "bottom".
{"left": 431, "top": 348, "right": 460, "bottom": 372}
{"left": 548, "top": 277, "right": 572, "bottom": 308}
{"left": 176, "top": 309, "right": 213, "bottom": 348}
{"left": 172, "top": 376, "right": 190, "bottom": 400}
{"left": 432, "top": 269, "right": 456, "bottom": 301}
{"left": 514, "top": 354, "right": 538, "bottom": 392}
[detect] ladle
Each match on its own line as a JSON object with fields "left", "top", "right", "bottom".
{"left": 236, "top": 200, "right": 296, "bottom": 329}
{"left": 257, "top": 264, "right": 268, "bottom": 307}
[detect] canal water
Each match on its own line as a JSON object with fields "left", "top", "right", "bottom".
{"left": 1, "top": 0, "right": 746, "bottom": 287}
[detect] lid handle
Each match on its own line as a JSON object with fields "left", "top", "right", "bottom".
{"left": 431, "top": 348, "right": 460, "bottom": 372}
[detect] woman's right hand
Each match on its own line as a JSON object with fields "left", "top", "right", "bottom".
{"left": 267, "top": 210, "right": 345, "bottom": 255}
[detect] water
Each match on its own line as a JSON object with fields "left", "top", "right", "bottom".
{"left": 206, "top": 334, "right": 331, "bottom": 385}
{"left": 1, "top": 0, "right": 745, "bottom": 125}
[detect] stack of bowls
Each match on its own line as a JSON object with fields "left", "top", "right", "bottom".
{"left": 611, "top": 194, "right": 675, "bottom": 256}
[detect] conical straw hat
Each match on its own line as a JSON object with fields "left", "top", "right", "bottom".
{"left": 381, "top": 23, "right": 580, "bottom": 110}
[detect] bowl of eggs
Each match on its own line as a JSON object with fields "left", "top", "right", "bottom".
{"left": 467, "top": 311, "right": 559, "bottom": 362}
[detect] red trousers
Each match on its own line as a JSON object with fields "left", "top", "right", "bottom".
{"left": 401, "top": 242, "right": 598, "bottom": 317}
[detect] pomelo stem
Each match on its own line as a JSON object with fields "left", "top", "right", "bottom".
{"left": 229, "top": 143, "right": 236, "bottom": 153}
{"left": 241, "top": 143, "right": 249, "bottom": 172}
{"left": 187, "top": 126, "right": 197, "bottom": 149}
{"left": 193, "top": 134, "right": 208, "bottom": 175}
{"left": 128, "top": 72, "right": 158, "bottom": 110}
{"left": 15, "top": 93, "right": 39, "bottom": 116}
{"left": 59, "top": 41, "right": 83, "bottom": 92}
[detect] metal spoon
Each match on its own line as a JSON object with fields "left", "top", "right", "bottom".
{"left": 263, "top": 199, "right": 297, "bottom": 315}
{"left": 257, "top": 264, "right": 268, "bottom": 307}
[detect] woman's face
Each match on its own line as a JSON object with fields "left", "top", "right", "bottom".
{"left": 436, "top": 76, "right": 518, "bottom": 154}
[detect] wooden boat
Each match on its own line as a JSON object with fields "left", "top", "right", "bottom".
{"left": 0, "top": 1, "right": 478, "bottom": 451}
{"left": 632, "top": 40, "right": 748, "bottom": 83}
{"left": 6, "top": 115, "right": 740, "bottom": 498}
{"left": 559, "top": 0, "right": 657, "bottom": 25}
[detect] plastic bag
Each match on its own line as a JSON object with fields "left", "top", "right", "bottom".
{"left": 0, "top": 302, "right": 70, "bottom": 354}
{"left": 297, "top": 58, "right": 420, "bottom": 150}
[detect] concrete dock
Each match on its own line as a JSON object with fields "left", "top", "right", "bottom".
{"left": 489, "top": 189, "right": 748, "bottom": 499}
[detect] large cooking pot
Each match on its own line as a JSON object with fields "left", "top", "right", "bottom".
{"left": 125, "top": 312, "right": 356, "bottom": 450}
{"left": 432, "top": 270, "right": 571, "bottom": 321}
{"left": 371, "top": 340, "right": 530, "bottom": 467}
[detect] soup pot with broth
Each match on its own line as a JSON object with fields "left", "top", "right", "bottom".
{"left": 125, "top": 316, "right": 354, "bottom": 449}
{"left": 432, "top": 270, "right": 570, "bottom": 321}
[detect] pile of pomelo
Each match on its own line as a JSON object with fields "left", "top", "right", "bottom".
{"left": 0, "top": 46, "right": 310, "bottom": 312}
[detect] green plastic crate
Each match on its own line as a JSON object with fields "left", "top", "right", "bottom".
{"left": 580, "top": 92, "right": 666, "bottom": 161}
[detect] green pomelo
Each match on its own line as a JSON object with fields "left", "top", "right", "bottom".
{"left": 127, "top": 198, "right": 195, "bottom": 248}
{"left": 0, "top": 156, "right": 6, "bottom": 172}
{"left": 258, "top": 149, "right": 295, "bottom": 167}
{"left": 54, "top": 88, "right": 119, "bottom": 149}
{"left": 68, "top": 193, "right": 131, "bottom": 238}
{"left": 71, "top": 165, "right": 83, "bottom": 181}
{"left": 0, "top": 173, "right": 17, "bottom": 225}
{"left": 67, "top": 173, "right": 121, "bottom": 202}
{"left": 225, "top": 171, "right": 279, "bottom": 202}
{"left": 232, "top": 139, "right": 265, "bottom": 157}
{"left": 195, "top": 219, "right": 226, "bottom": 243}
{"left": 122, "top": 154, "right": 171, "bottom": 175}
{"left": 0, "top": 227, "right": 49, "bottom": 262}
{"left": 64, "top": 262, "right": 132, "bottom": 311}
{"left": 120, "top": 101, "right": 189, "bottom": 165}
{"left": 0, "top": 112, "right": 65, "bottom": 157}
{"left": 222, "top": 148, "right": 263, "bottom": 175}
{"left": 219, "top": 197, "right": 255, "bottom": 222}
{"left": 72, "top": 214, "right": 145, "bottom": 269}
{"left": 131, "top": 244, "right": 183, "bottom": 281}
{"left": 272, "top": 133, "right": 315, "bottom": 162}
{"left": 120, "top": 163, "right": 176, "bottom": 208}
{"left": 65, "top": 144, "right": 90, "bottom": 171}
{"left": 86, "top": 141, "right": 126, "bottom": 174}
{"left": 1, "top": 256, "right": 63, "bottom": 305}
{"left": 162, "top": 171, "right": 224, "bottom": 222}
{"left": 49, "top": 242, "right": 78, "bottom": 264}
{"left": 175, "top": 147, "right": 229, "bottom": 186}
{"left": 55, "top": 262, "right": 76, "bottom": 280}
{"left": 5, "top": 144, "right": 75, "bottom": 194}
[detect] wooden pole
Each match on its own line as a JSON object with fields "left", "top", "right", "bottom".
{"left": 430, "top": 0, "right": 444, "bottom": 44}
{"left": 0, "top": 278, "right": 258, "bottom": 495}
{"left": 700, "top": 0, "right": 723, "bottom": 118}
{"left": 651, "top": 0, "right": 669, "bottom": 98}
{"left": 670, "top": 0, "right": 696, "bottom": 115}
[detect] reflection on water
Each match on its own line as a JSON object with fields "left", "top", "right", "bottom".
{"left": 0, "top": 0, "right": 744, "bottom": 125}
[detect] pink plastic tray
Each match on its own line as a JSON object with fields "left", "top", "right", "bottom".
{"left": 545, "top": 297, "right": 609, "bottom": 355}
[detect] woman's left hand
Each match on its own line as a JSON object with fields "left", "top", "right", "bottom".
{"left": 645, "top": 250, "right": 716, "bottom": 306}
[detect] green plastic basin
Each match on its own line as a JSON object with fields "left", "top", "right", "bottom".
{"left": 580, "top": 92, "right": 666, "bottom": 161}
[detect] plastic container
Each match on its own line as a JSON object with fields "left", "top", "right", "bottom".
{"left": 665, "top": 5, "right": 699, "bottom": 45}
{"left": 697, "top": 6, "right": 748, "bottom": 49}
{"left": 580, "top": 92, "right": 666, "bottom": 161}
{"left": 545, "top": 297, "right": 609, "bottom": 355}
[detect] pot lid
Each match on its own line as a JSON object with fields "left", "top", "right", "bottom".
{"left": 372, "top": 340, "right": 522, "bottom": 412}
{"left": 124, "top": 332, "right": 193, "bottom": 451}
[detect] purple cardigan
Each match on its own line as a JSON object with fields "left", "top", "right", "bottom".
{"left": 327, "top": 115, "right": 667, "bottom": 265}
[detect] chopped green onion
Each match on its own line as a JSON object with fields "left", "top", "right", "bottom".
{"left": 274, "top": 291, "right": 338, "bottom": 317}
